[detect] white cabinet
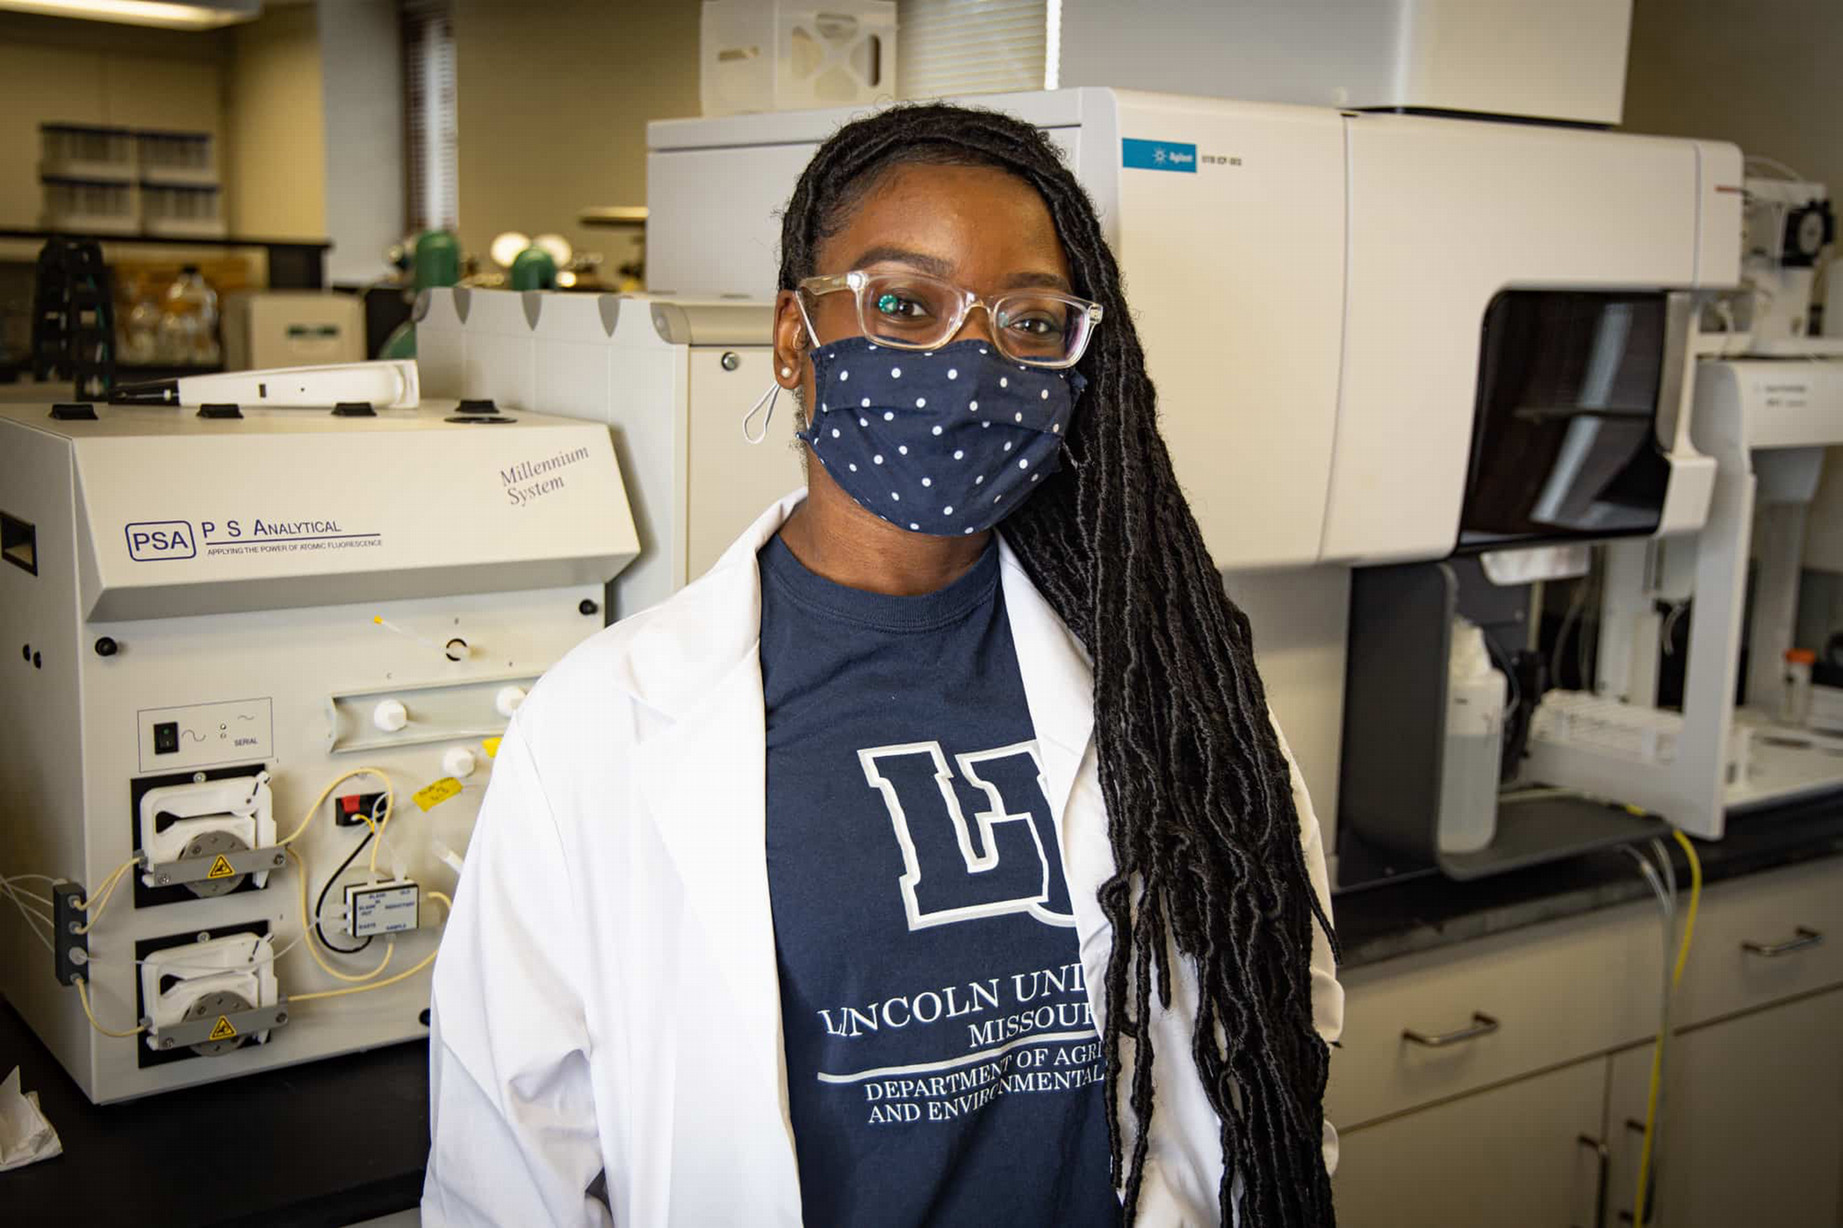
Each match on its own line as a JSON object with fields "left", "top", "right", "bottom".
{"left": 1603, "top": 988, "right": 1843, "bottom": 1228}
{"left": 1671, "top": 858, "right": 1843, "bottom": 1028}
{"left": 1333, "top": 1060, "right": 1607, "bottom": 1228}
{"left": 1327, "top": 897, "right": 1660, "bottom": 1130}
{"left": 1327, "top": 856, "right": 1843, "bottom": 1227}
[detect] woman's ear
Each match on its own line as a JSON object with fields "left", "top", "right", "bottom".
{"left": 773, "top": 290, "right": 809, "bottom": 390}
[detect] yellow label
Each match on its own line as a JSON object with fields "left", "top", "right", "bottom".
{"left": 206, "top": 854, "right": 236, "bottom": 880}
{"left": 413, "top": 776, "right": 464, "bottom": 812}
{"left": 207, "top": 1014, "right": 238, "bottom": 1042}
{"left": 482, "top": 736, "right": 502, "bottom": 760}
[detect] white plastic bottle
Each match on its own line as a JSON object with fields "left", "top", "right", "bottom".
{"left": 1438, "top": 619, "right": 1507, "bottom": 854}
{"left": 159, "top": 265, "right": 221, "bottom": 366}
{"left": 121, "top": 277, "right": 161, "bottom": 364}
{"left": 1783, "top": 648, "right": 1815, "bottom": 727}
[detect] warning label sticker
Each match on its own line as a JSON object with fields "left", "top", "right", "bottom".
{"left": 206, "top": 854, "right": 236, "bottom": 880}
{"left": 207, "top": 1015, "right": 238, "bottom": 1042}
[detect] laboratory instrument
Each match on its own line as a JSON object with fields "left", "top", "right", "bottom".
{"left": 1046, "top": 0, "right": 1635, "bottom": 126}
{"left": 1526, "top": 356, "right": 1843, "bottom": 839}
{"left": 417, "top": 288, "right": 801, "bottom": 619}
{"left": 0, "top": 390, "right": 638, "bottom": 1101}
{"left": 1734, "top": 172, "right": 1835, "bottom": 349}
{"left": 646, "top": 86, "right": 1742, "bottom": 868}
{"left": 648, "top": 87, "right": 1737, "bottom": 570}
{"left": 1515, "top": 163, "right": 1842, "bottom": 840}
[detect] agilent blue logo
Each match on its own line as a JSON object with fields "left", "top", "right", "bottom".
{"left": 1122, "top": 138, "right": 1197, "bottom": 173}
{"left": 125, "top": 521, "right": 196, "bottom": 561}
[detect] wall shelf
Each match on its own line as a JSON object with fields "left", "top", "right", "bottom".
{"left": 0, "top": 229, "right": 332, "bottom": 289}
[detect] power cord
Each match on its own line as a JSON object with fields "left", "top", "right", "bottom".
{"left": 291, "top": 891, "right": 452, "bottom": 1004}
{"left": 1621, "top": 830, "right": 1703, "bottom": 1225}
{"left": 314, "top": 795, "right": 385, "bottom": 955}
{"left": 276, "top": 766, "right": 395, "bottom": 847}
{"left": 0, "top": 875, "right": 54, "bottom": 953}
{"left": 290, "top": 844, "right": 396, "bottom": 984}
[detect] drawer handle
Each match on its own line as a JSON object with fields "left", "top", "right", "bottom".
{"left": 1742, "top": 926, "right": 1824, "bottom": 957}
{"left": 1402, "top": 1011, "right": 1499, "bottom": 1047}
{"left": 1614, "top": 1120, "right": 1648, "bottom": 1224}
{"left": 1574, "top": 1135, "right": 1609, "bottom": 1228}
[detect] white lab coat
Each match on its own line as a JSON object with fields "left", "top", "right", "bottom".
{"left": 422, "top": 492, "right": 1343, "bottom": 1227}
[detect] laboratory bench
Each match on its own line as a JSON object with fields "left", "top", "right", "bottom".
{"left": 1333, "top": 792, "right": 1843, "bottom": 969}
{"left": 0, "top": 229, "right": 332, "bottom": 290}
{"left": 0, "top": 1002, "right": 428, "bottom": 1227}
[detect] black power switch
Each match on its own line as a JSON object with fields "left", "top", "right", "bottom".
{"left": 153, "top": 721, "right": 180, "bottom": 755}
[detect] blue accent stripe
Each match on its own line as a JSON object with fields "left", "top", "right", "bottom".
{"left": 1121, "top": 138, "right": 1197, "bottom": 173}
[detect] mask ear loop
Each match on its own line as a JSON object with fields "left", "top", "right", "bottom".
{"left": 742, "top": 382, "right": 779, "bottom": 445}
{"left": 746, "top": 307, "right": 817, "bottom": 445}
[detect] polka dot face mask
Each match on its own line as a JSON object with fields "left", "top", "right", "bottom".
{"left": 800, "top": 336, "right": 1085, "bottom": 536}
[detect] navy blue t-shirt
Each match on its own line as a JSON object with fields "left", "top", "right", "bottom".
{"left": 759, "top": 534, "right": 1120, "bottom": 1228}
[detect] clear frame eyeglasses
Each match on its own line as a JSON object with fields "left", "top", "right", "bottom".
{"left": 797, "top": 268, "right": 1104, "bottom": 369}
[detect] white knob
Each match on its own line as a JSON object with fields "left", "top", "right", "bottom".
{"left": 372, "top": 699, "right": 408, "bottom": 733}
{"left": 442, "top": 747, "right": 477, "bottom": 779}
{"left": 494, "top": 685, "right": 528, "bottom": 718}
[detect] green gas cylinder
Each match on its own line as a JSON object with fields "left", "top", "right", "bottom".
{"left": 413, "top": 230, "right": 462, "bottom": 291}
{"left": 509, "top": 245, "right": 558, "bottom": 291}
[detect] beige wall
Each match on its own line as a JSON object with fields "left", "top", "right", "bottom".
{"left": 452, "top": 0, "right": 701, "bottom": 272}
{"left": 0, "top": 14, "right": 228, "bottom": 230}
{"left": 1625, "top": 0, "right": 1843, "bottom": 195}
{"left": 225, "top": 3, "right": 328, "bottom": 239}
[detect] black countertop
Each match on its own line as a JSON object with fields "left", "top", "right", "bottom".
{"left": 0, "top": 1002, "right": 427, "bottom": 1228}
{"left": 1332, "top": 794, "right": 1843, "bottom": 969}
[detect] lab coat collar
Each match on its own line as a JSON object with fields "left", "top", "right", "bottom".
{"left": 617, "top": 487, "right": 1095, "bottom": 762}
{"left": 613, "top": 489, "right": 805, "bottom": 723}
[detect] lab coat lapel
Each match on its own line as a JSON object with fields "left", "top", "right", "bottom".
{"left": 629, "top": 497, "right": 799, "bottom": 1108}
{"left": 998, "top": 541, "right": 1096, "bottom": 850}
{"left": 636, "top": 648, "right": 779, "bottom": 1011}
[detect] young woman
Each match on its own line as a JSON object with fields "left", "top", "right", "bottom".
{"left": 425, "top": 103, "right": 1341, "bottom": 1227}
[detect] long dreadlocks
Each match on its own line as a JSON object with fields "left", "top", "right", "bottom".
{"left": 778, "top": 103, "right": 1338, "bottom": 1226}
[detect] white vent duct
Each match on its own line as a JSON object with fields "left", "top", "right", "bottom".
{"left": 1053, "top": 0, "right": 1633, "bottom": 126}
{"left": 897, "top": 0, "right": 1059, "bottom": 100}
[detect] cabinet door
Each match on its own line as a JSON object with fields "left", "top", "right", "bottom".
{"left": 1604, "top": 988, "right": 1843, "bottom": 1227}
{"left": 1333, "top": 1059, "right": 1608, "bottom": 1228}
